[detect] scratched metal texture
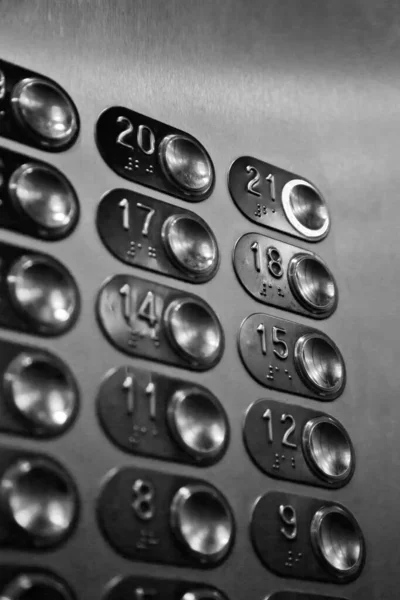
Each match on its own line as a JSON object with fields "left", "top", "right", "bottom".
{"left": 0, "top": 1, "right": 398, "bottom": 598}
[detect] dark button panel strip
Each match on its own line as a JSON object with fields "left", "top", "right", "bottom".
{"left": 105, "top": 576, "right": 228, "bottom": 600}
{"left": 97, "top": 274, "right": 224, "bottom": 370}
{"left": 239, "top": 313, "right": 345, "bottom": 400}
{"left": 97, "top": 189, "right": 219, "bottom": 283}
{"left": 0, "top": 59, "right": 79, "bottom": 152}
{"left": 229, "top": 157, "right": 329, "bottom": 242}
{"left": 0, "top": 567, "right": 75, "bottom": 600}
{"left": 96, "top": 107, "right": 215, "bottom": 202}
{"left": 97, "top": 366, "right": 228, "bottom": 466}
{"left": 268, "top": 594, "right": 348, "bottom": 600}
{"left": 252, "top": 491, "right": 365, "bottom": 583}
{"left": 244, "top": 400, "right": 354, "bottom": 488}
{"left": 97, "top": 466, "right": 235, "bottom": 568}
{"left": 0, "top": 146, "right": 79, "bottom": 240}
{"left": 234, "top": 233, "right": 337, "bottom": 319}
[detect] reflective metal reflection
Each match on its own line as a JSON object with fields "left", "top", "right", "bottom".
{"left": 0, "top": 458, "right": 77, "bottom": 544}
{"left": 1, "top": 573, "right": 74, "bottom": 600}
{"left": 311, "top": 505, "right": 364, "bottom": 577}
{"left": 4, "top": 351, "right": 77, "bottom": 433}
{"left": 7, "top": 254, "right": 79, "bottom": 334}
{"left": 302, "top": 416, "right": 354, "bottom": 484}
{"left": 281, "top": 179, "right": 330, "bottom": 240}
{"left": 159, "top": 134, "right": 213, "bottom": 194}
{"left": 181, "top": 590, "right": 225, "bottom": 600}
{"left": 162, "top": 214, "right": 219, "bottom": 278}
{"left": 8, "top": 163, "right": 78, "bottom": 236}
{"left": 167, "top": 387, "right": 228, "bottom": 460}
{"left": 294, "top": 333, "right": 345, "bottom": 396}
{"left": 288, "top": 254, "right": 337, "bottom": 315}
{"left": 170, "top": 483, "right": 234, "bottom": 563}
{"left": 11, "top": 78, "right": 78, "bottom": 148}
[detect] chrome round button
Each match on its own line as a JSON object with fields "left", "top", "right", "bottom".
{"left": 170, "top": 483, "right": 234, "bottom": 564}
{"left": 162, "top": 214, "right": 219, "bottom": 279}
{"left": 288, "top": 253, "right": 337, "bottom": 315}
{"left": 281, "top": 179, "right": 330, "bottom": 240}
{"left": 302, "top": 416, "right": 354, "bottom": 484}
{"left": 7, "top": 254, "right": 79, "bottom": 334}
{"left": 310, "top": 505, "right": 365, "bottom": 578}
{"left": 181, "top": 590, "right": 225, "bottom": 600}
{"left": 294, "top": 333, "right": 345, "bottom": 397}
{"left": 159, "top": 134, "right": 214, "bottom": 195}
{"left": 3, "top": 351, "right": 78, "bottom": 434}
{"left": 0, "top": 458, "right": 77, "bottom": 545}
{"left": 11, "top": 78, "right": 78, "bottom": 148}
{"left": 167, "top": 387, "right": 228, "bottom": 462}
{"left": 8, "top": 163, "right": 78, "bottom": 237}
{"left": 1, "top": 573, "right": 74, "bottom": 600}
{"left": 164, "top": 298, "right": 223, "bottom": 368}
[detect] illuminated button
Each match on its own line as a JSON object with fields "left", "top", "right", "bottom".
{"left": 11, "top": 78, "right": 78, "bottom": 149}
{"left": 170, "top": 483, "right": 234, "bottom": 564}
{"left": 167, "top": 387, "right": 228, "bottom": 461}
{"left": 302, "top": 416, "right": 354, "bottom": 485}
{"left": 164, "top": 298, "right": 223, "bottom": 368}
{"left": 159, "top": 134, "right": 214, "bottom": 195}
{"left": 1, "top": 573, "right": 74, "bottom": 600}
{"left": 310, "top": 505, "right": 365, "bottom": 578}
{"left": 181, "top": 590, "right": 226, "bottom": 600}
{"left": 294, "top": 333, "right": 345, "bottom": 397}
{"left": 3, "top": 351, "right": 78, "bottom": 434}
{"left": 162, "top": 214, "right": 219, "bottom": 279}
{"left": 281, "top": 179, "right": 330, "bottom": 240}
{"left": 8, "top": 163, "right": 78, "bottom": 237}
{"left": 288, "top": 254, "right": 337, "bottom": 315}
{"left": 0, "top": 458, "right": 77, "bottom": 545}
{"left": 7, "top": 254, "right": 79, "bottom": 334}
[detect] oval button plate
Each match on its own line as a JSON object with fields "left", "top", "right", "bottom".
{"left": 105, "top": 576, "right": 229, "bottom": 600}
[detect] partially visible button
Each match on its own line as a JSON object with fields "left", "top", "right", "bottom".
{"left": 8, "top": 163, "right": 79, "bottom": 238}
{"left": 1, "top": 573, "right": 74, "bottom": 600}
{"left": 11, "top": 78, "right": 78, "bottom": 149}
{"left": 159, "top": 134, "right": 214, "bottom": 195}
{"left": 167, "top": 387, "right": 228, "bottom": 462}
{"left": 162, "top": 214, "right": 219, "bottom": 279}
{"left": 181, "top": 590, "right": 226, "bottom": 600}
{"left": 3, "top": 351, "right": 78, "bottom": 434}
{"left": 0, "top": 457, "right": 77, "bottom": 546}
{"left": 170, "top": 483, "right": 234, "bottom": 564}
{"left": 164, "top": 297, "right": 223, "bottom": 368}
{"left": 6, "top": 254, "right": 79, "bottom": 335}
{"left": 294, "top": 333, "right": 345, "bottom": 397}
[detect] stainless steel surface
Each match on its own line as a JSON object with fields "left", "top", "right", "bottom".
{"left": 162, "top": 213, "right": 219, "bottom": 277}
{"left": 302, "top": 416, "right": 354, "bottom": 484}
{"left": 310, "top": 505, "right": 364, "bottom": 578}
{"left": 1, "top": 573, "right": 73, "bottom": 600}
{"left": 0, "top": 458, "right": 77, "bottom": 544}
{"left": 294, "top": 333, "right": 345, "bottom": 395}
{"left": 288, "top": 254, "right": 337, "bottom": 315}
{"left": 3, "top": 351, "right": 77, "bottom": 432}
{"left": 181, "top": 590, "right": 225, "bottom": 600}
{"left": 281, "top": 180, "right": 329, "bottom": 240}
{"left": 167, "top": 387, "right": 228, "bottom": 460}
{"left": 159, "top": 134, "right": 213, "bottom": 194}
{"left": 170, "top": 483, "right": 234, "bottom": 563}
{"left": 11, "top": 78, "right": 78, "bottom": 148}
{"left": 8, "top": 163, "right": 78, "bottom": 234}
{"left": 6, "top": 254, "right": 78, "bottom": 333}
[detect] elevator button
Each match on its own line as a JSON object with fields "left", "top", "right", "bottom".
{"left": 8, "top": 163, "right": 78, "bottom": 237}
{"left": 159, "top": 134, "right": 213, "bottom": 195}
{"left": 302, "top": 416, "right": 354, "bottom": 484}
{"left": 0, "top": 458, "right": 77, "bottom": 545}
{"left": 7, "top": 254, "right": 79, "bottom": 334}
{"left": 167, "top": 387, "right": 228, "bottom": 461}
{"left": 11, "top": 78, "right": 78, "bottom": 149}
{"left": 294, "top": 333, "right": 345, "bottom": 396}
{"left": 288, "top": 254, "right": 337, "bottom": 315}
{"left": 1, "top": 573, "right": 74, "bottom": 600}
{"left": 162, "top": 213, "right": 219, "bottom": 278}
{"left": 310, "top": 505, "right": 365, "bottom": 578}
{"left": 281, "top": 179, "right": 330, "bottom": 240}
{"left": 3, "top": 351, "right": 78, "bottom": 434}
{"left": 170, "top": 483, "right": 234, "bottom": 564}
{"left": 181, "top": 591, "right": 226, "bottom": 600}
{"left": 165, "top": 298, "right": 223, "bottom": 368}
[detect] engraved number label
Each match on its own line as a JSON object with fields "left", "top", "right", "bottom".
{"left": 262, "top": 409, "right": 297, "bottom": 448}
{"left": 246, "top": 165, "right": 262, "bottom": 197}
{"left": 138, "top": 291, "right": 157, "bottom": 327}
{"left": 265, "top": 173, "right": 276, "bottom": 201}
{"left": 132, "top": 479, "right": 156, "bottom": 521}
{"left": 118, "top": 198, "right": 156, "bottom": 235}
{"left": 116, "top": 116, "right": 156, "bottom": 155}
{"left": 257, "top": 324, "right": 289, "bottom": 359}
{"left": 279, "top": 504, "right": 297, "bottom": 540}
{"left": 0, "top": 70, "right": 5, "bottom": 101}
{"left": 250, "top": 242, "right": 284, "bottom": 278}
